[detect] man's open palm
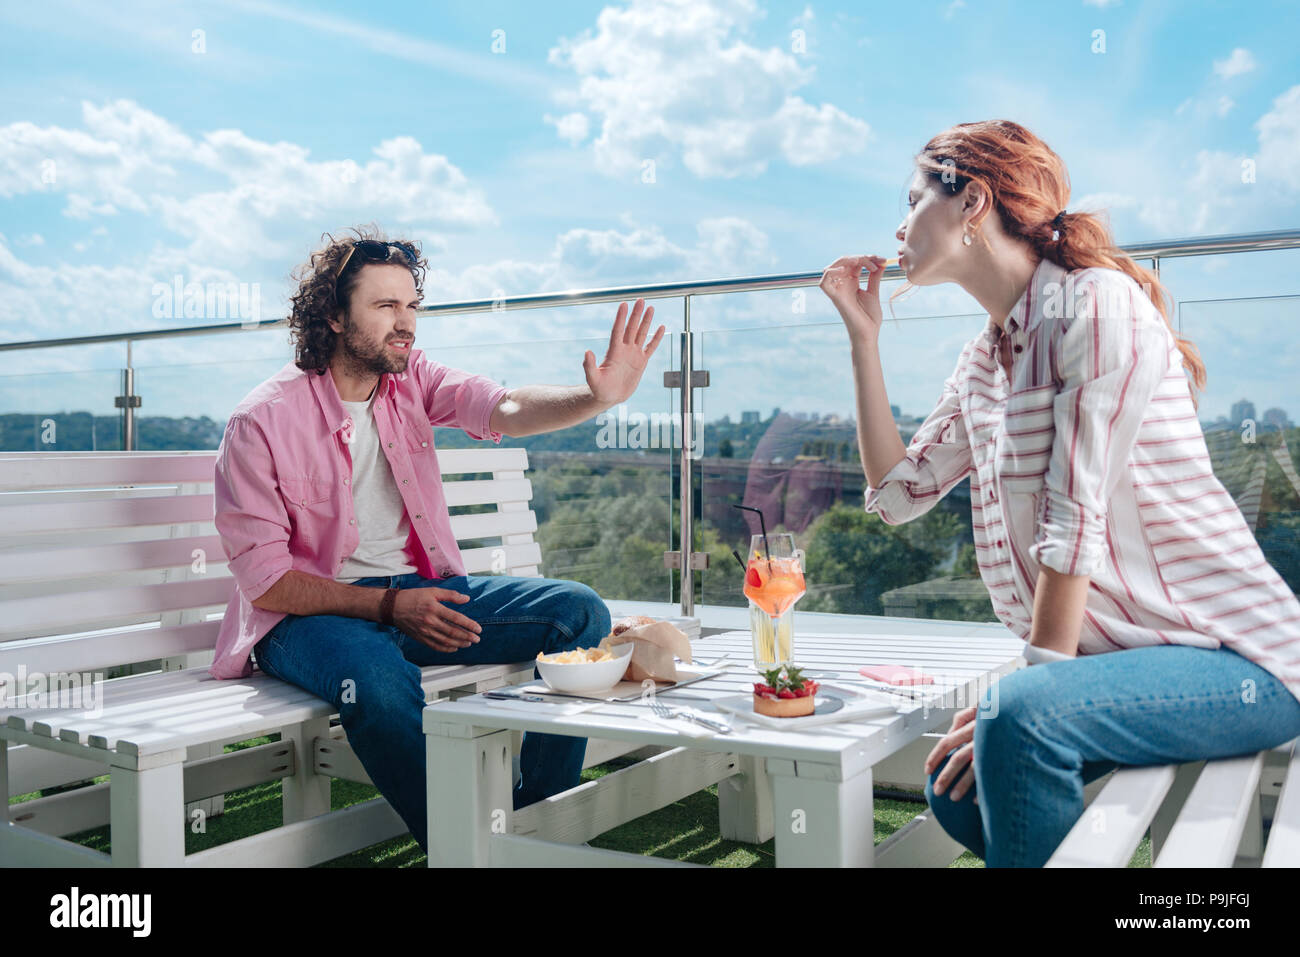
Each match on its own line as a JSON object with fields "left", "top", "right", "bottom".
{"left": 583, "top": 298, "right": 666, "bottom": 405}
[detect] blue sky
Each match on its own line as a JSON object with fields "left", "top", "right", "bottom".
{"left": 1, "top": 0, "right": 1298, "bottom": 426}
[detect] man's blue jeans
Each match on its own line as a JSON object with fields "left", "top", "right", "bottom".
{"left": 252, "top": 573, "right": 612, "bottom": 854}
{"left": 924, "top": 644, "right": 1300, "bottom": 866}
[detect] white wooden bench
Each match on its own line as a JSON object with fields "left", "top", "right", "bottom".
{"left": 1046, "top": 736, "right": 1300, "bottom": 867}
{"left": 0, "top": 448, "right": 646, "bottom": 867}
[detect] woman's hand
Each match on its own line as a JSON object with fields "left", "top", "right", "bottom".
{"left": 924, "top": 705, "right": 979, "bottom": 803}
{"left": 819, "top": 254, "right": 886, "bottom": 339}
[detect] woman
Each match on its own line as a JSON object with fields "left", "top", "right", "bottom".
{"left": 819, "top": 120, "right": 1300, "bottom": 867}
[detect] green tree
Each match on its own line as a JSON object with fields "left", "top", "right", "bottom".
{"left": 799, "top": 502, "right": 962, "bottom": 616}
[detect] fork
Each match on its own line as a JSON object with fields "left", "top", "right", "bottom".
{"left": 649, "top": 699, "right": 733, "bottom": 734}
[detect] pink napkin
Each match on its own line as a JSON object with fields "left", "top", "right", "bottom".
{"left": 859, "top": 664, "right": 934, "bottom": 685}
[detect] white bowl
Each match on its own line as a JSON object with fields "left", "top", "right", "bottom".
{"left": 536, "top": 642, "right": 634, "bottom": 694}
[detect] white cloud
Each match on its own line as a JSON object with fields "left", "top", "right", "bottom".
{"left": 0, "top": 99, "right": 496, "bottom": 267}
{"left": 1254, "top": 84, "right": 1300, "bottom": 197}
{"left": 1081, "top": 84, "right": 1300, "bottom": 237}
{"left": 1083, "top": 0, "right": 1122, "bottom": 7}
{"left": 547, "top": 0, "right": 869, "bottom": 178}
{"left": 1213, "top": 47, "right": 1257, "bottom": 79}
{"left": 1175, "top": 93, "right": 1235, "bottom": 119}
{"left": 416, "top": 216, "right": 775, "bottom": 310}
{"left": 944, "top": 1, "right": 966, "bottom": 19}
{"left": 545, "top": 112, "right": 591, "bottom": 145}
{"left": 552, "top": 215, "right": 773, "bottom": 283}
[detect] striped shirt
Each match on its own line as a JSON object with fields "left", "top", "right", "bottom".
{"left": 864, "top": 256, "right": 1300, "bottom": 705}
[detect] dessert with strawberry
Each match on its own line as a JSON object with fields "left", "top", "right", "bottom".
{"left": 752, "top": 664, "right": 820, "bottom": 718}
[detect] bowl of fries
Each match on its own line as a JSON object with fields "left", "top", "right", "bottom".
{"left": 535, "top": 641, "right": 634, "bottom": 693}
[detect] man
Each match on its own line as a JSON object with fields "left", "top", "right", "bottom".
{"left": 211, "top": 228, "right": 664, "bottom": 854}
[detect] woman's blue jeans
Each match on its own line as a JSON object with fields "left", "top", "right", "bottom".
{"left": 252, "top": 573, "right": 612, "bottom": 855}
{"left": 924, "top": 644, "right": 1300, "bottom": 867}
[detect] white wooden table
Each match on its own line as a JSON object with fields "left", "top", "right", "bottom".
{"left": 422, "top": 629, "right": 1025, "bottom": 867}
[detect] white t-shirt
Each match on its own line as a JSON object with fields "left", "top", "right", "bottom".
{"left": 335, "top": 390, "right": 418, "bottom": 582}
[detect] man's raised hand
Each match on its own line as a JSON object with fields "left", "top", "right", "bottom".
{"left": 583, "top": 298, "right": 666, "bottom": 405}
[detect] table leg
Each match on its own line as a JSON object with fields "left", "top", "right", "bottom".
{"left": 426, "top": 726, "right": 513, "bottom": 867}
{"left": 769, "top": 759, "right": 874, "bottom": 867}
{"left": 110, "top": 758, "right": 187, "bottom": 867}
{"left": 718, "top": 754, "right": 775, "bottom": 844}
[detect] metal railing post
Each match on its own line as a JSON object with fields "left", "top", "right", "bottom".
{"left": 115, "top": 339, "right": 141, "bottom": 451}
{"left": 679, "top": 296, "right": 694, "bottom": 616}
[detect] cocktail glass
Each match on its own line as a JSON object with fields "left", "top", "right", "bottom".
{"left": 742, "top": 533, "right": 806, "bottom": 667}
{"left": 749, "top": 602, "right": 794, "bottom": 667}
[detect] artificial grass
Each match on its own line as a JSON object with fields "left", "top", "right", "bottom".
{"left": 13, "top": 734, "right": 1151, "bottom": 867}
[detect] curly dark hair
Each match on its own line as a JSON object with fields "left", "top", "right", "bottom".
{"left": 287, "top": 223, "right": 428, "bottom": 373}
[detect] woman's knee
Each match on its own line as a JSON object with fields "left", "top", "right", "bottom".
{"left": 923, "top": 754, "right": 984, "bottom": 851}
{"left": 977, "top": 665, "right": 1057, "bottom": 739}
{"left": 924, "top": 752, "right": 979, "bottom": 813}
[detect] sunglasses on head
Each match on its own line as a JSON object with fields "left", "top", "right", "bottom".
{"left": 334, "top": 240, "right": 419, "bottom": 283}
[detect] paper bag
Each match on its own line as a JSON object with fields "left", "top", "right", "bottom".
{"left": 599, "top": 620, "right": 692, "bottom": 684}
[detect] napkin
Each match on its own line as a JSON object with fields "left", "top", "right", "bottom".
{"left": 858, "top": 664, "right": 934, "bottom": 685}
{"left": 599, "top": 619, "right": 692, "bottom": 684}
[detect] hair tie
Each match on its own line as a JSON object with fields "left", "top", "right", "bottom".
{"left": 1051, "top": 210, "right": 1067, "bottom": 231}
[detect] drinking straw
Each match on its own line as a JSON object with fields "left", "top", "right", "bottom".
{"left": 732, "top": 549, "right": 748, "bottom": 573}
{"left": 733, "top": 504, "right": 772, "bottom": 567}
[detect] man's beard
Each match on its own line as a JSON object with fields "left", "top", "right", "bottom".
{"left": 336, "top": 318, "right": 407, "bottom": 379}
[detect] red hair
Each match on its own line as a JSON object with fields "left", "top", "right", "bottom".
{"left": 896, "top": 120, "right": 1206, "bottom": 403}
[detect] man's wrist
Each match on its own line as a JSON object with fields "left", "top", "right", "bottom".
{"left": 379, "top": 587, "right": 399, "bottom": 625}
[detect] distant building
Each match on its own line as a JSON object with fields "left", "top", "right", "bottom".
{"left": 740, "top": 411, "right": 760, "bottom": 424}
{"left": 890, "top": 404, "right": 901, "bottom": 420}
{"left": 1262, "top": 407, "right": 1293, "bottom": 431}
{"left": 1231, "top": 399, "right": 1257, "bottom": 425}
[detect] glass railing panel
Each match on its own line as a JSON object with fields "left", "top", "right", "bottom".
{"left": 424, "top": 303, "right": 678, "bottom": 603}
{"left": 0, "top": 365, "right": 128, "bottom": 451}
{"left": 693, "top": 283, "right": 993, "bottom": 622}
{"left": 1179, "top": 293, "right": 1300, "bottom": 597}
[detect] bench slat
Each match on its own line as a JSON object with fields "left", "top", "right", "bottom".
{"left": 0, "top": 452, "right": 217, "bottom": 491}
{"left": 2, "top": 494, "right": 214, "bottom": 535}
{"left": 1153, "top": 752, "right": 1265, "bottom": 867}
{"left": 449, "top": 509, "right": 538, "bottom": 541}
{"left": 1046, "top": 765, "right": 1178, "bottom": 867}
{"left": 443, "top": 478, "right": 531, "bottom": 508}
{"left": 459, "top": 542, "right": 542, "bottom": 575}
{"left": 0, "top": 578, "right": 235, "bottom": 640}
{"left": 1263, "top": 738, "right": 1300, "bottom": 867}
{"left": 0, "top": 535, "right": 227, "bottom": 583}
{"left": 3, "top": 662, "right": 533, "bottom": 758}
{"left": 435, "top": 447, "right": 528, "bottom": 475}
{"left": 0, "top": 620, "right": 220, "bottom": 676}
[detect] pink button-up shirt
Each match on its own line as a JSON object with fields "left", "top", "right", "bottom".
{"left": 865, "top": 257, "right": 1300, "bottom": 705}
{"left": 210, "top": 350, "right": 509, "bottom": 679}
